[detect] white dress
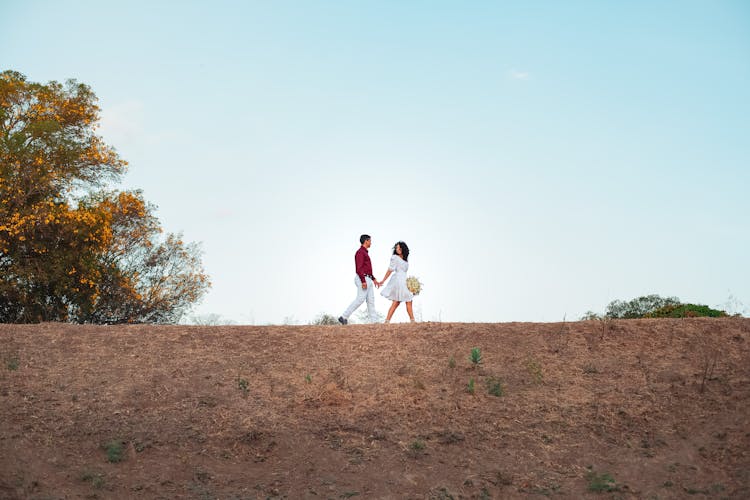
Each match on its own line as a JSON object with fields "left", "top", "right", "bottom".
{"left": 380, "top": 255, "right": 414, "bottom": 302}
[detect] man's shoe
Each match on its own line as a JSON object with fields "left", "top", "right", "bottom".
{"left": 338, "top": 316, "right": 348, "bottom": 325}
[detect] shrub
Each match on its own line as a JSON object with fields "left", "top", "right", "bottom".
{"left": 469, "top": 347, "right": 482, "bottom": 365}
{"left": 526, "top": 358, "right": 543, "bottom": 384}
{"left": 105, "top": 441, "right": 124, "bottom": 463}
{"left": 586, "top": 471, "right": 618, "bottom": 492}
{"left": 486, "top": 377, "right": 503, "bottom": 397}
{"left": 580, "top": 311, "right": 602, "bottom": 321}
{"left": 237, "top": 377, "right": 249, "bottom": 397}
{"left": 5, "top": 356, "right": 19, "bottom": 371}
{"left": 646, "top": 304, "right": 727, "bottom": 318}
{"left": 311, "top": 313, "right": 339, "bottom": 325}
{"left": 603, "top": 294, "right": 727, "bottom": 319}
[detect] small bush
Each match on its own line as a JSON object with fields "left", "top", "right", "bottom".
{"left": 646, "top": 304, "right": 727, "bottom": 318}
{"left": 586, "top": 471, "right": 618, "bottom": 492}
{"left": 580, "top": 311, "right": 602, "bottom": 321}
{"left": 105, "top": 441, "right": 124, "bottom": 463}
{"left": 237, "top": 377, "right": 249, "bottom": 396}
{"left": 81, "top": 471, "right": 105, "bottom": 489}
{"left": 486, "top": 377, "right": 503, "bottom": 397}
{"left": 469, "top": 347, "right": 482, "bottom": 366}
{"left": 6, "top": 356, "right": 19, "bottom": 371}
{"left": 526, "top": 358, "right": 543, "bottom": 384}
{"left": 407, "top": 439, "right": 427, "bottom": 458}
{"left": 311, "top": 313, "right": 339, "bottom": 325}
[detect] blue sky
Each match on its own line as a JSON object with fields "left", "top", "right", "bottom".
{"left": 2, "top": 1, "right": 749, "bottom": 323}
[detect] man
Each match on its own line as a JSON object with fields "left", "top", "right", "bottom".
{"left": 339, "top": 234, "right": 379, "bottom": 325}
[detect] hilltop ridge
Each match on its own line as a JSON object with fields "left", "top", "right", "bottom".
{"left": 1, "top": 318, "right": 749, "bottom": 498}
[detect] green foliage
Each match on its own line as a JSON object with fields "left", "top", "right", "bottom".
{"left": 467, "top": 378, "right": 475, "bottom": 394}
{"left": 603, "top": 294, "right": 727, "bottom": 319}
{"left": 310, "top": 313, "right": 338, "bottom": 325}
{"left": 105, "top": 440, "right": 124, "bottom": 463}
{"left": 486, "top": 377, "right": 503, "bottom": 397}
{"left": 410, "top": 439, "right": 425, "bottom": 451}
{"left": 405, "top": 438, "right": 427, "bottom": 459}
{"left": 580, "top": 311, "right": 602, "bottom": 321}
{"left": 81, "top": 471, "right": 105, "bottom": 489}
{"left": 606, "top": 294, "right": 681, "bottom": 319}
{"left": 646, "top": 303, "right": 728, "bottom": 318}
{"left": 469, "top": 347, "right": 482, "bottom": 365}
{"left": 5, "top": 355, "right": 18, "bottom": 371}
{"left": 526, "top": 358, "right": 543, "bottom": 384}
{"left": 448, "top": 355, "right": 456, "bottom": 369}
{"left": 0, "top": 70, "right": 209, "bottom": 324}
{"left": 237, "top": 377, "right": 249, "bottom": 396}
{"left": 586, "top": 471, "right": 618, "bottom": 492}
{"left": 305, "top": 374, "right": 312, "bottom": 384}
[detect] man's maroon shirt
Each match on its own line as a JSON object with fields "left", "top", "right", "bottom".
{"left": 355, "top": 246, "right": 373, "bottom": 284}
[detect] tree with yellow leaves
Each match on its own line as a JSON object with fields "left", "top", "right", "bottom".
{"left": 0, "top": 70, "right": 209, "bottom": 323}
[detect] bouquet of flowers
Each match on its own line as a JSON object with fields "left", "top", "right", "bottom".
{"left": 406, "top": 276, "right": 423, "bottom": 295}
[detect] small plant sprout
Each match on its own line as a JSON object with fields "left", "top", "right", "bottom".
{"left": 81, "top": 471, "right": 105, "bottom": 489}
{"left": 448, "top": 355, "right": 456, "bottom": 369}
{"left": 105, "top": 440, "right": 124, "bottom": 463}
{"left": 237, "top": 377, "right": 249, "bottom": 396}
{"left": 467, "top": 378, "right": 475, "bottom": 394}
{"left": 526, "top": 358, "right": 543, "bottom": 384}
{"left": 586, "top": 470, "right": 619, "bottom": 492}
{"left": 407, "top": 439, "right": 426, "bottom": 457}
{"left": 6, "top": 356, "right": 19, "bottom": 371}
{"left": 305, "top": 373, "right": 312, "bottom": 384}
{"left": 410, "top": 439, "right": 425, "bottom": 451}
{"left": 486, "top": 377, "right": 503, "bottom": 397}
{"left": 469, "top": 347, "right": 482, "bottom": 366}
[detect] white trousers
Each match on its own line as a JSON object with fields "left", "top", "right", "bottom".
{"left": 342, "top": 276, "right": 377, "bottom": 323}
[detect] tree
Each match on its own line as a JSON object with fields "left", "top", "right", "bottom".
{"left": 605, "top": 294, "right": 681, "bottom": 319}
{"left": 0, "top": 70, "right": 209, "bottom": 323}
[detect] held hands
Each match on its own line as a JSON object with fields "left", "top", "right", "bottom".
{"left": 363, "top": 279, "right": 384, "bottom": 289}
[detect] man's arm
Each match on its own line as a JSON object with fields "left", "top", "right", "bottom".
{"left": 355, "top": 249, "right": 367, "bottom": 287}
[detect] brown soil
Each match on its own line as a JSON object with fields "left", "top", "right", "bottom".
{"left": 1, "top": 318, "right": 749, "bottom": 499}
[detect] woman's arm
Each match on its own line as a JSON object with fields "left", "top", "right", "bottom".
{"left": 379, "top": 269, "right": 393, "bottom": 286}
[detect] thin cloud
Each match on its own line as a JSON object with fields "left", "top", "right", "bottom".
{"left": 509, "top": 69, "right": 530, "bottom": 81}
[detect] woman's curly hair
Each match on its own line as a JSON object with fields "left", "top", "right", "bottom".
{"left": 393, "top": 241, "right": 410, "bottom": 261}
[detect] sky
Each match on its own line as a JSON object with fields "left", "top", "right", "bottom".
{"left": 2, "top": 1, "right": 749, "bottom": 324}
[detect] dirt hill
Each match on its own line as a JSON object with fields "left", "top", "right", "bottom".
{"left": 1, "top": 318, "right": 749, "bottom": 499}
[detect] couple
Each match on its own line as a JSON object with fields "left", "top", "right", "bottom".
{"left": 338, "top": 234, "right": 415, "bottom": 324}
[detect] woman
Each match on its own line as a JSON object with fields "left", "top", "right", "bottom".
{"left": 377, "top": 241, "right": 415, "bottom": 323}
